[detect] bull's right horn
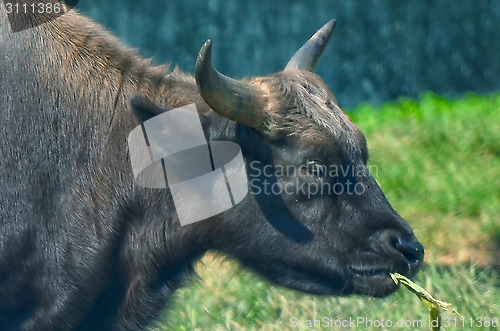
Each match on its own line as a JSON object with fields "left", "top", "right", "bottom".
{"left": 285, "top": 19, "right": 336, "bottom": 72}
{"left": 195, "top": 40, "right": 267, "bottom": 131}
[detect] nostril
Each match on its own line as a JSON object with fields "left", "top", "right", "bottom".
{"left": 392, "top": 238, "right": 424, "bottom": 264}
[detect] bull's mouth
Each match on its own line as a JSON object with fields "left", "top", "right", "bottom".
{"left": 281, "top": 264, "right": 403, "bottom": 297}
{"left": 347, "top": 263, "right": 420, "bottom": 297}
{"left": 349, "top": 267, "right": 393, "bottom": 278}
{"left": 265, "top": 261, "right": 404, "bottom": 297}
{"left": 345, "top": 241, "right": 424, "bottom": 297}
{"left": 241, "top": 248, "right": 422, "bottom": 298}
{"left": 348, "top": 267, "right": 400, "bottom": 297}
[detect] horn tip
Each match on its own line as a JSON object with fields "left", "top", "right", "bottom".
{"left": 196, "top": 40, "right": 213, "bottom": 77}
{"left": 203, "top": 39, "right": 212, "bottom": 49}
{"left": 199, "top": 39, "right": 213, "bottom": 60}
{"left": 322, "top": 19, "right": 337, "bottom": 35}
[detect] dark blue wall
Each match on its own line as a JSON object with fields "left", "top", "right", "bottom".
{"left": 76, "top": 0, "right": 500, "bottom": 108}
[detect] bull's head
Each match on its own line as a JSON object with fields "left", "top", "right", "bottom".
{"left": 133, "top": 20, "right": 424, "bottom": 298}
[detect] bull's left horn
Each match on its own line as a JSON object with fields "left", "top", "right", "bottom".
{"left": 195, "top": 40, "right": 266, "bottom": 130}
{"left": 285, "top": 19, "right": 336, "bottom": 72}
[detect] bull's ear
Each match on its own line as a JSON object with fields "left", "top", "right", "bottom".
{"left": 130, "top": 94, "right": 168, "bottom": 123}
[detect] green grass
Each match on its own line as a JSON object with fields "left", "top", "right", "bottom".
{"left": 155, "top": 93, "right": 500, "bottom": 330}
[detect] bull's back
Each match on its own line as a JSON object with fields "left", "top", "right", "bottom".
{"left": 1, "top": 7, "right": 110, "bottom": 225}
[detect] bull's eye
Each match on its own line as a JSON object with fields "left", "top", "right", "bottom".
{"left": 305, "top": 160, "right": 327, "bottom": 178}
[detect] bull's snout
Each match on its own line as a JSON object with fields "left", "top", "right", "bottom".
{"left": 371, "top": 227, "right": 424, "bottom": 277}
{"left": 391, "top": 237, "right": 424, "bottom": 275}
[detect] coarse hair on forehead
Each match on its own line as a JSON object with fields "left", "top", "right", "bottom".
{"left": 254, "top": 70, "right": 366, "bottom": 159}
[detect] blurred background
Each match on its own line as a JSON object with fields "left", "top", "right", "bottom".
{"left": 77, "top": 0, "right": 500, "bottom": 108}
{"left": 73, "top": 1, "right": 499, "bottom": 329}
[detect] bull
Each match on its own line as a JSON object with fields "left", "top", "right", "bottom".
{"left": 0, "top": 5, "right": 424, "bottom": 330}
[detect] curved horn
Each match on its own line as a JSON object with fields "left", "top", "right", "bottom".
{"left": 285, "top": 19, "right": 336, "bottom": 72}
{"left": 195, "top": 40, "right": 266, "bottom": 130}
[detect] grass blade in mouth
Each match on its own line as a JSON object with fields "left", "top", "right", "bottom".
{"left": 390, "top": 272, "right": 461, "bottom": 331}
